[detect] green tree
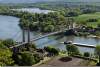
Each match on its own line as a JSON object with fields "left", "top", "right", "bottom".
{"left": 66, "top": 44, "right": 80, "bottom": 56}
{"left": 95, "top": 45, "right": 100, "bottom": 65}
{"left": 0, "top": 48, "right": 14, "bottom": 66}
{"left": 82, "top": 8, "right": 95, "bottom": 14}
{"left": 67, "top": 11, "right": 78, "bottom": 17}
{"left": 44, "top": 25, "right": 54, "bottom": 32}
{"left": 84, "top": 52, "right": 90, "bottom": 57}
{"left": 17, "top": 52, "right": 35, "bottom": 66}
{"left": 98, "top": 23, "right": 100, "bottom": 28}
{"left": 0, "top": 41, "right": 7, "bottom": 49}
{"left": 44, "top": 46, "right": 59, "bottom": 55}
{"left": 24, "top": 43, "right": 36, "bottom": 51}
{"left": 2, "top": 39, "right": 15, "bottom": 47}
{"left": 16, "top": 51, "right": 41, "bottom": 66}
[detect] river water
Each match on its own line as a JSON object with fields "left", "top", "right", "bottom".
{"left": 12, "top": 8, "right": 54, "bottom": 14}
{"left": 0, "top": 8, "right": 100, "bottom": 53}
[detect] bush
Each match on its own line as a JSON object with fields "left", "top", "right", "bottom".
{"left": 67, "top": 12, "right": 78, "bottom": 17}
{"left": 44, "top": 46, "right": 59, "bottom": 55}
{"left": 98, "top": 23, "right": 100, "bottom": 28}
{"left": 14, "top": 51, "right": 41, "bottom": 66}
{"left": 24, "top": 43, "right": 36, "bottom": 51}
{"left": 44, "top": 25, "right": 54, "bottom": 32}
{"left": 84, "top": 52, "right": 90, "bottom": 57}
{"left": 76, "top": 32, "right": 90, "bottom": 36}
{"left": 97, "top": 63, "right": 100, "bottom": 66}
{"left": 82, "top": 8, "right": 95, "bottom": 14}
{"left": 2, "top": 39, "right": 15, "bottom": 47}
{"left": 66, "top": 44, "right": 80, "bottom": 56}
{"left": 95, "top": 45, "right": 100, "bottom": 65}
{"left": 95, "top": 31, "right": 100, "bottom": 36}
{"left": 0, "top": 48, "right": 14, "bottom": 66}
{"left": 87, "top": 18, "right": 98, "bottom": 22}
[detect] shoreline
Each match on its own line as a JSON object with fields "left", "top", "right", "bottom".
{"left": 87, "top": 35, "right": 100, "bottom": 39}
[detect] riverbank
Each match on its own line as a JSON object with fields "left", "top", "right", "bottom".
{"left": 75, "top": 31, "right": 100, "bottom": 39}
{"left": 0, "top": 7, "right": 100, "bottom": 54}
{"left": 87, "top": 35, "right": 100, "bottom": 39}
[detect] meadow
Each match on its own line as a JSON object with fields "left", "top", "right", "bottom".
{"left": 75, "top": 12, "right": 100, "bottom": 28}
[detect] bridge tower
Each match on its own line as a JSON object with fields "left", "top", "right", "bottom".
{"left": 27, "top": 27, "right": 30, "bottom": 43}
{"left": 67, "top": 17, "right": 75, "bottom": 29}
{"left": 22, "top": 28, "right": 25, "bottom": 42}
{"left": 22, "top": 26, "right": 30, "bottom": 43}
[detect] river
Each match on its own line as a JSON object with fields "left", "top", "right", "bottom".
{"left": 12, "top": 8, "right": 54, "bottom": 14}
{"left": 0, "top": 8, "right": 100, "bottom": 53}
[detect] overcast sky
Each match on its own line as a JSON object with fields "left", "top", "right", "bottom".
{"left": 0, "top": 0, "right": 100, "bottom": 3}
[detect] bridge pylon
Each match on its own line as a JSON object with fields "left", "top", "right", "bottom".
{"left": 22, "top": 29, "right": 25, "bottom": 42}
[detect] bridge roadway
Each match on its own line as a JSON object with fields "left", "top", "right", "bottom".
{"left": 10, "top": 29, "right": 68, "bottom": 49}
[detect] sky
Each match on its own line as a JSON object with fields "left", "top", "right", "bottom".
{"left": 0, "top": 0, "right": 100, "bottom": 3}
{"left": 0, "top": 0, "right": 45, "bottom": 3}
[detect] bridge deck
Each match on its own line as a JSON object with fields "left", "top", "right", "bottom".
{"left": 10, "top": 29, "right": 67, "bottom": 49}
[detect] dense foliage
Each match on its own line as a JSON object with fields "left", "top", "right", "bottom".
{"left": 95, "top": 45, "right": 100, "bottom": 65}
{"left": 14, "top": 51, "right": 41, "bottom": 66}
{"left": 0, "top": 48, "right": 14, "bottom": 66}
{"left": 0, "top": 40, "right": 14, "bottom": 66}
{"left": 84, "top": 52, "right": 90, "bottom": 57}
{"left": 2, "top": 39, "right": 15, "bottom": 47}
{"left": 0, "top": 40, "right": 43, "bottom": 66}
{"left": 44, "top": 46, "right": 59, "bottom": 55}
{"left": 19, "top": 12, "right": 68, "bottom": 32}
{"left": 66, "top": 44, "right": 80, "bottom": 56}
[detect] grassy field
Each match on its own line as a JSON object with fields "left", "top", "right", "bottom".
{"left": 75, "top": 12, "right": 100, "bottom": 28}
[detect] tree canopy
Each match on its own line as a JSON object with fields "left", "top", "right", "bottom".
{"left": 66, "top": 44, "right": 80, "bottom": 56}
{"left": 0, "top": 48, "right": 14, "bottom": 66}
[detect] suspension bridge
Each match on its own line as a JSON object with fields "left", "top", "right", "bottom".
{"left": 10, "top": 28, "right": 71, "bottom": 49}
{"left": 10, "top": 17, "right": 76, "bottom": 49}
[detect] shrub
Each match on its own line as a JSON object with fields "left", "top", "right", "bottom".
{"left": 95, "top": 45, "right": 100, "bottom": 65}
{"left": 2, "top": 39, "right": 15, "bottom": 47}
{"left": 82, "top": 8, "right": 95, "bottom": 14}
{"left": 25, "top": 43, "right": 36, "bottom": 51}
{"left": 66, "top": 44, "right": 80, "bottom": 56}
{"left": 84, "top": 52, "right": 90, "bottom": 57}
{"left": 14, "top": 51, "right": 41, "bottom": 66}
{"left": 67, "top": 12, "right": 78, "bottom": 17}
{"left": 95, "top": 31, "right": 100, "bottom": 36}
{"left": 44, "top": 46, "right": 59, "bottom": 55}
{"left": 98, "top": 23, "right": 100, "bottom": 28}
{"left": 0, "top": 48, "right": 14, "bottom": 66}
{"left": 87, "top": 18, "right": 98, "bottom": 22}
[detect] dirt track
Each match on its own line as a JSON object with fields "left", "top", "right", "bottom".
{"left": 38, "top": 56, "right": 84, "bottom": 67}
